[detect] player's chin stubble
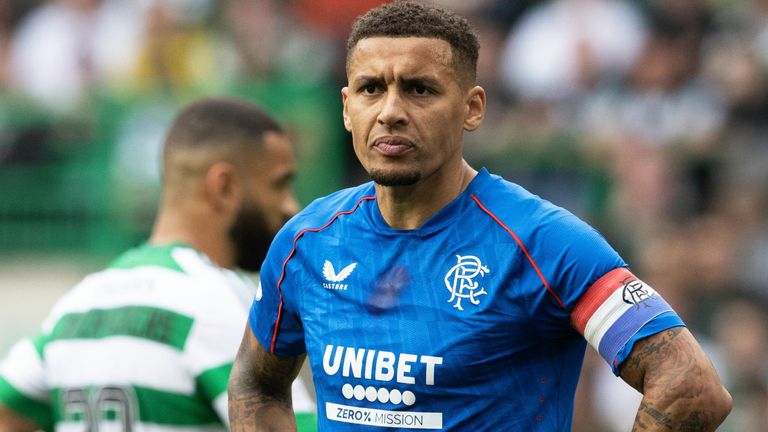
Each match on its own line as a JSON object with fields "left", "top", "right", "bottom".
{"left": 368, "top": 169, "right": 421, "bottom": 187}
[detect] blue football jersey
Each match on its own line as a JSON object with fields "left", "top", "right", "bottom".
{"left": 250, "top": 168, "right": 682, "bottom": 431}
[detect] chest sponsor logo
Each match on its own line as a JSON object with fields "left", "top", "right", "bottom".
{"left": 323, "top": 345, "right": 442, "bottom": 386}
{"left": 322, "top": 260, "right": 357, "bottom": 291}
{"left": 444, "top": 255, "right": 490, "bottom": 311}
{"left": 322, "top": 345, "right": 444, "bottom": 428}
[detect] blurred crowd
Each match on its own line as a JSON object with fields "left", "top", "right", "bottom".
{"left": 0, "top": 0, "right": 766, "bottom": 430}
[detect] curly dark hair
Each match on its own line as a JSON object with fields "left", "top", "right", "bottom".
{"left": 346, "top": 1, "right": 480, "bottom": 84}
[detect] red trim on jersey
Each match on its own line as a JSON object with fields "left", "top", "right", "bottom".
{"left": 570, "top": 267, "right": 633, "bottom": 334}
{"left": 470, "top": 194, "right": 565, "bottom": 308}
{"left": 270, "top": 195, "right": 376, "bottom": 353}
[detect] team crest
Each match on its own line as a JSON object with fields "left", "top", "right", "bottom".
{"left": 621, "top": 276, "right": 656, "bottom": 309}
{"left": 444, "top": 255, "right": 490, "bottom": 311}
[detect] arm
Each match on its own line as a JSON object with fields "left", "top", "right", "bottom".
{"left": 619, "top": 327, "right": 732, "bottom": 431}
{"left": 228, "top": 325, "right": 306, "bottom": 432}
{"left": 0, "top": 405, "right": 40, "bottom": 432}
{"left": 0, "top": 337, "right": 51, "bottom": 432}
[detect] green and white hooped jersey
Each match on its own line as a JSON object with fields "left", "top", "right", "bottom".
{"left": 0, "top": 243, "right": 316, "bottom": 432}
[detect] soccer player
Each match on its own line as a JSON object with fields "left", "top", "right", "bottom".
{"left": 0, "top": 98, "right": 317, "bottom": 431}
{"left": 229, "top": 2, "right": 732, "bottom": 431}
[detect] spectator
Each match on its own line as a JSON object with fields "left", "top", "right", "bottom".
{"left": 7, "top": 0, "right": 143, "bottom": 113}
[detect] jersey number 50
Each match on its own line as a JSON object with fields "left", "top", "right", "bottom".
{"left": 60, "top": 386, "right": 136, "bottom": 432}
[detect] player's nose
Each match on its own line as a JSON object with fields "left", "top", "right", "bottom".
{"left": 377, "top": 91, "right": 409, "bottom": 128}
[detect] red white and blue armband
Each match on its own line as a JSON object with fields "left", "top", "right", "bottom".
{"left": 571, "top": 267, "right": 685, "bottom": 375}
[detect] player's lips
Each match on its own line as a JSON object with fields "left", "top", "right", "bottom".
{"left": 372, "top": 136, "right": 414, "bottom": 156}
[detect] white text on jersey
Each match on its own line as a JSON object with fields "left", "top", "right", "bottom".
{"left": 323, "top": 345, "right": 443, "bottom": 386}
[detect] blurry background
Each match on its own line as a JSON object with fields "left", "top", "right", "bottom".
{"left": 0, "top": 0, "right": 766, "bottom": 430}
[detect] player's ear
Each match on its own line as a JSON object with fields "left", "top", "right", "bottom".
{"left": 205, "top": 161, "right": 241, "bottom": 212}
{"left": 341, "top": 87, "right": 352, "bottom": 132}
{"left": 463, "top": 85, "right": 486, "bottom": 132}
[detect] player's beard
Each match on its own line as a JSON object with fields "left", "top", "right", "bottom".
{"left": 368, "top": 168, "right": 421, "bottom": 186}
{"left": 229, "top": 203, "right": 278, "bottom": 272}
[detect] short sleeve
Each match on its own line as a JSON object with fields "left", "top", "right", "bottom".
{"left": 181, "top": 272, "right": 252, "bottom": 422}
{"left": 194, "top": 363, "right": 232, "bottom": 421}
{"left": 523, "top": 208, "right": 626, "bottom": 335}
{"left": 611, "top": 312, "right": 686, "bottom": 375}
{"left": 521, "top": 207, "right": 683, "bottom": 371}
{"left": 249, "top": 230, "right": 306, "bottom": 356}
{"left": 0, "top": 336, "right": 54, "bottom": 430}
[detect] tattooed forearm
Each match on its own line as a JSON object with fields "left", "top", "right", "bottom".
{"left": 621, "top": 327, "right": 684, "bottom": 391}
{"left": 228, "top": 327, "right": 302, "bottom": 432}
{"left": 620, "top": 327, "right": 731, "bottom": 431}
{"left": 632, "top": 404, "right": 718, "bottom": 432}
{"left": 228, "top": 397, "right": 294, "bottom": 432}
{"left": 634, "top": 402, "right": 672, "bottom": 430}
{"left": 679, "top": 411, "right": 718, "bottom": 432}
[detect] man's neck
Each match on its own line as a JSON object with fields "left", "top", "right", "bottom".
{"left": 149, "top": 207, "right": 236, "bottom": 269}
{"left": 375, "top": 161, "right": 477, "bottom": 230}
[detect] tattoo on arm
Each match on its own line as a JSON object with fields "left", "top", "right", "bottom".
{"left": 635, "top": 402, "right": 672, "bottom": 430}
{"left": 621, "top": 327, "right": 685, "bottom": 392}
{"left": 679, "top": 411, "right": 717, "bottom": 432}
{"left": 228, "top": 327, "right": 304, "bottom": 431}
{"left": 621, "top": 327, "right": 726, "bottom": 431}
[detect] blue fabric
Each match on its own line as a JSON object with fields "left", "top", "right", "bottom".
{"left": 249, "top": 168, "right": 683, "bottom": 431}
{"left": 597, "top": 296, "right": 675, "bottom": 369}
{"left": 611, "top": 312, "right": 686, "bottom": 375}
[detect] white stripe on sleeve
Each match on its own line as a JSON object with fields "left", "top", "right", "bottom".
{"left": 0, "top": 338, "right": 48, "bottom": 401}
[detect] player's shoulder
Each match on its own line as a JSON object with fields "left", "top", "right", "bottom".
{"left": 104, "top": 242, "right": 242, "bottom": 286}
{"left": 475, "top": 169, "right": 620, "bottom": 264}
{"left": 473, "top": 169, "right": 575, "bottom": 227}
{"left": 471, "top": 168, "right": 613, "bottom": 257}
{"left": 61, "top": 244, "right": 244, "bottom": 313}
{"left": 277, "top": 182, "right": 376, "bottom": 240}
{"left": 106, "top": 242, "right": 206, "bottom": 274}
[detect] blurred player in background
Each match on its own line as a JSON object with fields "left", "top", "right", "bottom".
{"left": 229, "top": 2, "right": 731, "bottom": 431}
{"left": 0, "top": 97, "right": 316, "bottom": 431}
